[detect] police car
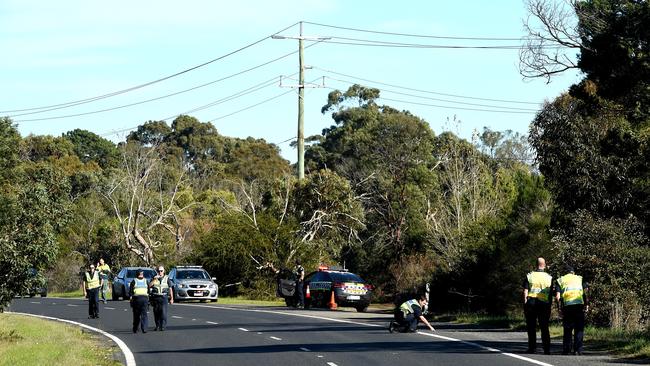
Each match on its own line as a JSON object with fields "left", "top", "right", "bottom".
{"left": 168, "top": 266, "right": 219, "bottom": 302}
{"left": 304, "top": 266, "right": 373, "bottom": 312}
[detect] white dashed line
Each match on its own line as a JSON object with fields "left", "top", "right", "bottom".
{"left": 327, "top": 361, "right": 337, "bottom": 365}
{"left": 191, "top": 318, "right": 196, "bottom": 321}
{"left": 257, "top": 332, "right": 263, "bottom": 335}
{"left": 66, "top": 304, "right": 79, "bottom": 307}
{"left": 299, "top": 347, "right": 311, "bottom": 352}
{"left": 105, "top": 307, "right": 115, "bottom": 310}
{"left": 269, "top": 336, "right": 282, "bottom": 341}
{"left": 172, "top": 316, "right": 183, "bottom": 319}
{"left": 206, "top": 321, "right": 219, "bottom": 325}
{"left": 124, "top": 309, "right": 128, "bottom": 311}
{"left": 29, "top": 301, "right": 41, "bottom": 304}
{"left": 317, "top": 355, "right": 324, "bottom": 358}
{"left": 238, "top": 328, "right": 249, "bottom": 332}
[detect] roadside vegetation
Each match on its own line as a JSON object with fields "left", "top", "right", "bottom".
{"left": 1, "top": 0, "right": 648, "bottom": 358}
{"left": 0, "top": 313, "right": 121, "bottom": 366}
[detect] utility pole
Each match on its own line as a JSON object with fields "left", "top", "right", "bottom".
{"left": 297, "top": 21, "right": 305, "bottom": 180}
{"left": 273, "top": 22, "right": 328, "bottom": 180}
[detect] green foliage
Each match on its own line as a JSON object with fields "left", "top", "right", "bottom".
{"left": 553, "top": 210, "right": 650, "bottom": 328}
{"left": 0, "top": 121, "right": 71, "bottom": 309}
{"left": 64, "top": 129, "right": 119, "bottom": 169}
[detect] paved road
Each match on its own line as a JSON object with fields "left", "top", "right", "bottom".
{"left": 7, "top": 298, "right": 634, "bottom": 366}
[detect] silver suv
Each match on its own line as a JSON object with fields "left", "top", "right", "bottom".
{"left": 169, "top": 266, "right": 218, "bottom": 302}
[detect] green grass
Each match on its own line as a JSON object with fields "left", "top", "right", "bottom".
{"left": 48, "top": 289, "right": 85, "bottom": 298}
{"left": 0, "top": 313, "right": 121, "bottom": 366}
{"left": 435, "top": 312, "right": 650, "bottom": 359}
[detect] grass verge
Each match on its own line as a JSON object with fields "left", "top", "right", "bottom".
{"left": 0, "top": 313, "right": 121, "bottom": 366}
{"left": 434, "top": 312, "right": 650, "bottom": 359}
{"left": 48, "top": 289, "right": 85, "bottom": 298}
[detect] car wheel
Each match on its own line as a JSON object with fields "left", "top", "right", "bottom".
{"left": 111, "top": 287, "right": 119, "bottom": 301}
{"left": 41, "top": 291, "right": 47, "bottom": 297}
{"left": 123, "top": 285, "right": 128, "bottom": 300}
{"left": 356, "top": 305, "right": 368, "bottom": 313}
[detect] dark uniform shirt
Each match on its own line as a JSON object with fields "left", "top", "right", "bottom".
{"left": 295, "top": 265, "right": 304, "bottom": 281}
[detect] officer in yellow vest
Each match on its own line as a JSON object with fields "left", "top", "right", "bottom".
{"left": 556, "top": 264, "right": 589, "bottom": 355}
{"left": 96, "top": 258, "right": 111, "bottom": 303}
{"left": 129, "top": 269, "right": 149, "bottom": 333}
{"left": 523, "top": 257, "right": 556, "bottom": 354}
{"left": 149, "top": 265, "right": 174, "bottom": 331}
{"left": 82, "top": 263, "right": 102, "bottom": 319}
{"left": 389, "top": 294, "right": 435, "bottom": 333}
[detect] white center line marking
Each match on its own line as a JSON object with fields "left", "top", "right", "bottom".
{"left": 124, "top": 309, "right": 128, "bottom": 311}
{"left": 105, "top": 307, "right": 115, "bottom": 310}
{"left": 66, "top": 304, "right": 78, "bottom": 307}
{"left": 317, "top": 355, "right": 324, "bottom": 358}
{"left": 299, "top": 347, "right": 311, "bottom": 352}
{"left": 206, "top": 321, "right": 219, "bottom": 325}
{"left": 269, "top": 336, "right": 282, "bottom": 340}
{"left": 257, "top": 332, "right": 263, "bottom": 335}
{"left": 327, "top": 361, "right": 337, "bottom": 365}
{"left": 191, "top": 318, "right": 196, "bottom": 321}
{"left": 52, "top": 302, "right": 57, "bottom": 305}
{"left": 172, "top": 316, "right": 183, "bottom": 319}
{"left": 238, "top": 328, "right": 249, "bottom": 332}
{"left": 30, "top": 301, "right": 40, "bottom": 304}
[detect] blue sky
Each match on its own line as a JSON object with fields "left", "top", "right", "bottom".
{"left": 0, "top": 0, "right": 581, "bottom": 162}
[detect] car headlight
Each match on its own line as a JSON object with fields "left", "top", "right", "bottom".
{"left": 178, "top": 283, "right": 188, "bottom": 288}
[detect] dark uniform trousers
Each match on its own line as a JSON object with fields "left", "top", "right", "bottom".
{"left": 87, "top": 287, "right": 99, "bottom": 317}
{"left": 132, "top": 295, "right": 149, "bottom": 332}
{"left": 562, "top": 304, "right": 585, "bottom": 354}
{"left": 151, "top": 295, "right": 168, "bottom": 329}
{"left": 525, "top": 301, "right": 551, "bottom": 353}
{"left": 295, "top": 280, "right": 305, "bottom": 307}
{"left": 394, "top": 309, "right": 418, "bottom": 333}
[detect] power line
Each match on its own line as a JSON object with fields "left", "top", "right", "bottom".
{"left": 325, "top": 77, "right": 539, "bottom": 111}
{"left": 314, "top": 67, "right": 541, "bottom": 105}
{"left": 321, "top": 36, "right": 565, "bottom": 50}
{"left": 11, "top": 46, "right": 307, "bottom": 119}
{"left": 316, "top": 38, "right": 564, "bottom": 50}
{"left": 1, "top": 22, "right": 300, "bottom": 114}
{"left": 303, "top": 21, "right": 528, "bottom": 41}
{"left": 377, "top": 95, "right": 536, "bottom": 114}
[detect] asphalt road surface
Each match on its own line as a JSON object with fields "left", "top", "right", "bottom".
{"left": 7, "top": 298, "right": 632, "bottom": 366}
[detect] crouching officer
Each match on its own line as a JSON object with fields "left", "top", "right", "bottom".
{"left": 129, "top": 269, "right": 149, "bottom": 333}
{"left": 389, "top": 295, "right": 435, "bottom": 333}
{"left": 556, "top": 264, "right": 589, "bottom": 355}
{"left": 149, "top": 265, "right": 174, "bottom": 331}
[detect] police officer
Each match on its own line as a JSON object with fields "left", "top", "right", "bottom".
{"left": 556, "top": 264, "right": 589, "bottom": 355}
{"left": 523, "top": 257, "right": 556, "bottom": 354}
{"left": 129, "top": 269, "right": 149, "bottom": 333}
{"left": 149, "top": 265, "right": 174, "bottom": 331}
{"left": 389, "top": 294, "right": 435, "bottom": 333}
{"left": 96, "top": 258, "right": 111, "bottom": 303}
{"left": 82, "top": 263, "right": 102, "bottom": 319}
{"left": 294, "top": 259, "right": 305, "bottom": 308}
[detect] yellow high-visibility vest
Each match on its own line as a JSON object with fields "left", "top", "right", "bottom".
{"left": 85, "top": 271, "right": 100, "bottom": 289}
{"left": 527, "top": 271, "right": 552, "bottom": 303}
{"left": 400, "top": 299, "right": 419, "bottom": 315}
{"left": 97, "top": 264, "right": 111, "bottom": 278}
{"left": 133, "top": 278, "right": 148, "bottom": 296}
{"left": 557, "top": 273, "right": 584, "bottom": 306}
{"left": 150, "top": 275, "right": 169, "bottom": 296}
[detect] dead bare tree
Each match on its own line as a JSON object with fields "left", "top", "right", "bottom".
{"left": 520, "top": 0, "right": 585, "bottom": 82}
{"left": 102, "top": 143, "right": 194, "bottom": 265}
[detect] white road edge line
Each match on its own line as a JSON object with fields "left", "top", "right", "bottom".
{"left": 7, "top": 311, "right": 136, "bottom": 366}
{"left": 105, "top": 307, "right": 115, "bottom": 310}
{"left": 66, "top": 304, "right": 79, "bottom": 307}
{"left": 327, "top": 362, "right": 338, "bottom": 366}
{"left": 177, "top": 303, "right": 555, "bottom": 366}
{"left": 172, "top": 315, "right": 183, "bottom": 319}
{"left": 206, "top": 321, "right": 219, "bottom": 325}
{"left": 29, "top": 301, "right": 41, "bottom": 304}
{"left": 269, "top": 336, "right": 282, "bottom": 340}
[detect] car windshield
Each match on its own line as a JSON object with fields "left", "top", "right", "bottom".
{"left": 329, "top": 272, "right": 365, "bottom": 283}
{"left": 126, "top": 270, "right": 156, "bottom": 279}
{"left": 176, "top": 270, "right": 210, "bottom": 280}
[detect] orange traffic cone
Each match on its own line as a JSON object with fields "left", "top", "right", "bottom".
{"left": 328, "top": 290, "right": 337, "bottom": 310}
{"left": 305, "top": 285, "right": 311, "bottom": 300}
